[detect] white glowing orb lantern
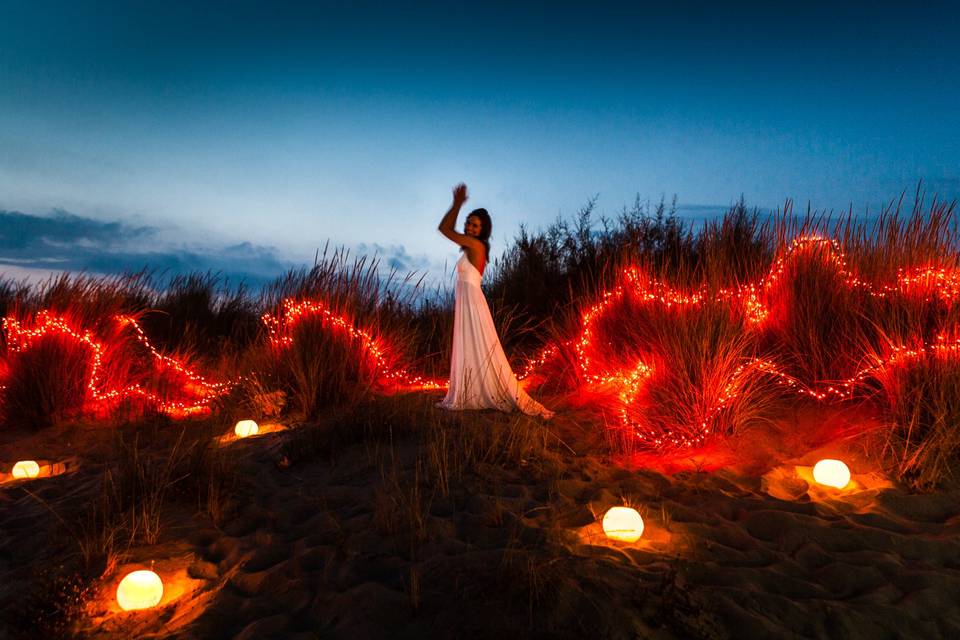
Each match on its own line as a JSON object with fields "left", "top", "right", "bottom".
{"left": 602, "top": 506, "right": 645, "bottom": 542}
{"left": 12, "top": 460, "right": 40, "bottom": 479}
{"left": 812, "top": 459, "right": 851, "bottom": 489}
{"left": 116, "top": 570, "right": 163, "bottom": 611}
{"left": 234, "top": 420, "right": 259, "bottom": 438}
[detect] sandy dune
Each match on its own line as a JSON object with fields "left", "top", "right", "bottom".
{"left": 2, "top": 399, "right": 959, "bottom": 639}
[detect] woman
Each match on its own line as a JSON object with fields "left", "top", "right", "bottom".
{"left": 435, "top": 183, "right": 554, "bottom": 419}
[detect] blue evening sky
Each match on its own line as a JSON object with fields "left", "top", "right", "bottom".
{"left": 1, "top": 0, "right": 958, "bottom": 285}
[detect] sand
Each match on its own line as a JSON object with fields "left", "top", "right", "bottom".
{"left": 2, "top": 399, "right": 960, "bottom": 639}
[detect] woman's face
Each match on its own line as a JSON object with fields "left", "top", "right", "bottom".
{"left": 465, "top": 215, "right": 483, "bottom": 238}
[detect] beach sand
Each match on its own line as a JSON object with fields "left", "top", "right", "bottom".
{"left": 2, "top": 397, "right": 959, "bottom": 639}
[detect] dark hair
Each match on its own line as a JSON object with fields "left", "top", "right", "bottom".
{"left": 466, "top": 208, "right": 492, "bottom": 260}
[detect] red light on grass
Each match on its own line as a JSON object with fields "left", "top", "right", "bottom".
{"left": 1, "top": 234, "right": 958, "bottom": 451}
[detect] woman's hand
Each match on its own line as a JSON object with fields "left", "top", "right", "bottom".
{"left": 439, "top": 182, "right": 477, "bottom": 249}
{"left": 452, "top": 182, "right": 469, "bottom": 205}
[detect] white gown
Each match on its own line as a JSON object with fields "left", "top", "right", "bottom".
{"left": 437, "top": 253, "right": 554, "bottom": 418}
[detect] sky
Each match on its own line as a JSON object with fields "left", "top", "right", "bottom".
{"left": 1, "top": 0, "right": 958, "bottom": 287}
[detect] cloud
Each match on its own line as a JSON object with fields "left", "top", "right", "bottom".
{"left": 354, "top": 242, "right": 433, "bottom": 274}
{"left": 0, "top": 208, "right": 298, "bottom": 288}
{"left": 0, "top": 209, "right": 438, "bottom": 290}
{"left": 0, "top": 208, "right": 155, "bottom": 252}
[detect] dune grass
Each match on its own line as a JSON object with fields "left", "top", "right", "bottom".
{"left": 4, "top": 189, "right": 960, "bottom": 639}
{"left": 1, "top": 189, "right": 958, "bottom": 489}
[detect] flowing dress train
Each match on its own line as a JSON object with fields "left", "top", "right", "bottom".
{"left": 437, "top": 254, "right": 553, "bottom": 418}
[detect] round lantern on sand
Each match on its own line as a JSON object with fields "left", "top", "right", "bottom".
{"left": 602, "top": 506, "right": 645, "bottom": 542}
{"left": 812, "top": 459, "right": 851, "bottom": 489}
{"left": 12, "top": 460, "right": 40, "bottom": 479}
{"left": 234, "top": 420, "right": 259, "bottom": 438}
{"left": 116, "top": 569, "right": 163, "bottom": 611}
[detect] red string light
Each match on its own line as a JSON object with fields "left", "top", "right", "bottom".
{"left": 2, "top": 312, "right": 220, "bottom": 417}
{"left": 1, "top": 235, "right": 957, "bottom": 443}
{"left": 261, "top": 298, "right": 444, "bottom": 390}
{"left": 514, "top": 235, "right": 960, "bottom": 448}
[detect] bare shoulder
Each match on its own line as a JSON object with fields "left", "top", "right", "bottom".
{"left": 440, "top": 227, "right": 485, "bottom": 252}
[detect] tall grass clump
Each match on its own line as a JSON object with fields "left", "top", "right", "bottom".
{"left": 504, "top": 199, "right": 779, "bottom": 449}
{"left": 0, "top": 276, "right": 31, "bottom": 318}
{"left": 513, "top": 188, "right": 960, "bottom": 468}
{"left": 0, "top": 271, "right": 247, "bottom": 428}
{"left": 761, "top": 233, "right": 872, "bottom": 383}
{"left": 0, "top": 277, "right": 149, "bottom": 429}
{"left": 0, "top": 330, "right": 92, "bottom": 429}
{"left": 0, "top": 247, "right": 440, "bottom": 429}
{"left": 871, "top": 344, "right": 960, "bottom": 490}
{"left": 634, "top": 306, "right": 782, "bottom": 448}
{"left": 139, "top": 272, "right": 261, "bottom": 356}
{"left": 775, "top": 198, "right": 957, "bottom": 479}
{"left": 761, "top": 196, "right": 958, "bottom": 385}
{"left": 484, "top": 196, "right": 699, "bottom": 357}
{"left": 400, "top": 292, "right": 454, "bottom": 379}
{"left": 249, "top": 247, "right": 427, "bottom": 420}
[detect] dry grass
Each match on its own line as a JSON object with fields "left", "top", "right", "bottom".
{"left": 372, "top": 456, "right": 431, "bottom": 559}
{"left": 0, "top": 332, "right": 92, "bottom": 428}
{"left": 2, "top": 190, "right": 960, "bottom": 490}
{"left": 871, "top": 344, "right": 960, "bottom": 490}
{"left": 0, "top": 271, "right": 248, "bottom": 428}
{"left": 251, "top": 247, "right": 432, "bottom": 420}
{"left": 422, "top": 409, "right": 558, "bottom": 498}
{"left": 6, "top": 190, "right": 960, "bottom": 638}
{"left": 536, "top": 190, "right": 960, "bottom": 484}
{"left": 111, "top": 428, "right": 196, "bottom": 545}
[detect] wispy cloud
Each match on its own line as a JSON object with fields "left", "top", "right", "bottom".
{"left": 0, "top": 208, "right": 296, "bottom": 287}
{"left": 0, "top": 208, "right": 439, "bottom": 289}
{"left": 0, "top": 208, "right": 154, "bottom": 251}
{"left": 354, "top": 242, "right": 433, "bottom": 274}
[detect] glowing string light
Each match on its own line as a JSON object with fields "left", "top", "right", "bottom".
{"left": 261, "top": 298, "right": 444, "bottom": 390}
{"left": 1, "top": 234, "right": 958, "bottom": 446}
{"left": 2, "top": 312, "right": 228, "bottom": 417}
{"left": 513, "top": 235, "right": 960, "bottom": 448}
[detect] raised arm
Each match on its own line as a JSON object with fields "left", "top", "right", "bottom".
{"left": 438, "top": 183, "right": 484, "bottom": 253}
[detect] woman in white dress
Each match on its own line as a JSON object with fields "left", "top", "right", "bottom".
{"left": 435, "top": 183, "right": 554, "bottom": 419}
